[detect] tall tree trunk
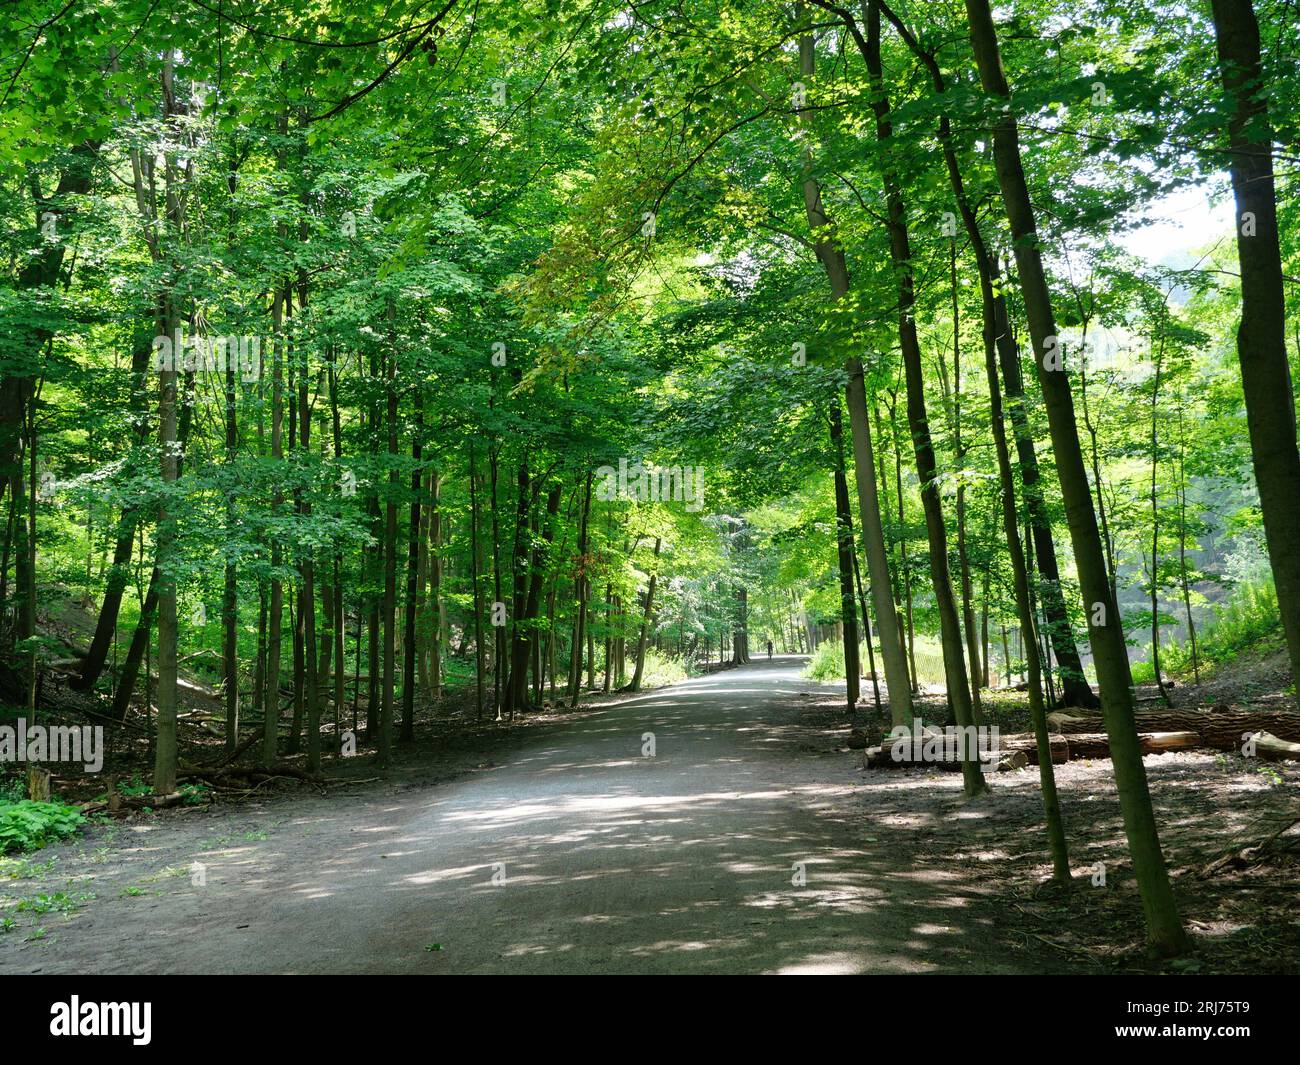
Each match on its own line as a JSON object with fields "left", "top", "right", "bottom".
{"left": 379, "top": 334, "right": 399, "bottom": 767}
{"left": 263, "top": 285, "right": 287, "bottom": 765}
{"left": 469, "top": 449, "right": 486, "bottom": 720}
{"left": 222, "top": 337, "right": 240, "bottom": 752}
{"left": 630, "top": 538, "right": 662, "bottom": 691}
{"left": 963, "top": 0, "right": 1187, "bottom": 953}
{"left": 489, "top": 444, "right": 505, "bottom": 717}
{"left": 883, "top": 397, "right": 919, "bottom": 692}
{"left": 948, "top": 246, "right": 985, "bottom": 708}
{"left": 830, "top": 403, "right": 861, "bottom": 710}
{"left": 797, "top": 29, "right": 912, "bottom": 725}
{"left": 857, "top": 2, "right": 984, "bottom": 796}
{"left": 297, "top": 348, "right": 322, "bottom": 771}
{"left": 1148, "top": 313, "right": 1172, "bottom": 707}
{"left": 1176, "top": 403, "right": 1202, "bottom": 685}
{"left": 567, "top": 473, "right": 593, "bottom": 707}
{"left": 429, "top": 469, "right": 444, "bottom": 699}
{"left": 152, "top": 312, "right": 180, "bottom": 793}
{"left": 401, "top": 389, "right": 424, "bottom": 742}
{"left": 1208, "top": 0, "right": 1300, "bottom": 685}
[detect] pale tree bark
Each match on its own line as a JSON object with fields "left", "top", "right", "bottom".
{"left": 797, "top": 28, "right": 912, "bottom": 725}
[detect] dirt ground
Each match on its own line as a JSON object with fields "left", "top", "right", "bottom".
{"left": 795, "top": 682, "right": 1300, "bottom": 974}
{"left": 2, "top": 657, "right": 1296, "bottom": 974}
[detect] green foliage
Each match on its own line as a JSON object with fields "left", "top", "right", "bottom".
{"left": 1138, "top": 579, "right": 1283, "bottom": 682}
{"left": 805, "top": 640, "right": 851, "bottom": 683}
{"left": 805, "top": 637, "right": 947, "bottom": 687}
{"left": 0, "top": 800, "right": 85, "bottom": 854}
{"left": 13, "top": 890, "right": 93, "bottom": 915}
{"left": 637, "top": 651, "right": 689, "bottom": 689}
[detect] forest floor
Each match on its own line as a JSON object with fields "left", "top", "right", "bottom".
{"left": 2, "top": 656, "right": 1297, "bottom": 974}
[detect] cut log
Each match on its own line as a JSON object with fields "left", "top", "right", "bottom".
{"left": 866, "top": 727, "right": 1045, "bottom": 769}
{"left": 1246, "top": 731, "right": 1300, "bottom": 762}
{"left": 1055, "top": 730, "right": 1201, "bottom": 759}
{"left": 998, "top": 750, "right": 1029, "bottom": 771}
{"left": 1047, "top": 707, "right": 1300, "bottom": 750}
{"left": 865, "top": 730, "right": 1199, "bottom": 768}
{"left": 999, "top": 733, "right": 1069, "bottom": 765}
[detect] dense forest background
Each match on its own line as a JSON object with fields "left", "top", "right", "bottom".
{"left": 2, "top": 0, "right": 1299, "bottom": 960}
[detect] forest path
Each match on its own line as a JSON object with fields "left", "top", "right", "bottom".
{"left": 2, "top": 657, "right": 1072, "bottom": 974}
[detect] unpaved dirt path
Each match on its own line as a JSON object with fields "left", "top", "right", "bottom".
{"left": 1, "top": 657, "right": 1076, "bottom": 974}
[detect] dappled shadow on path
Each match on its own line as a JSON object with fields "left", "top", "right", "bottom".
{"left": 0, "top": 656, "right": 1079, "bottom": 975}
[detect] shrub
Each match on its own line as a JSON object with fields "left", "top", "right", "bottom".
{"left": 0, "top": 800, "right": 85, "bottom": 854}
{"left": 805, "top": 636, "right": 947, "bottom": 687}
{"left": 806, "top": 639, "right": 849, "bottom": 681}
{"left": 639, "top": 650, "right": 688, "bottom": 688}
{"left": 1138, "top": 578, "right": 1283, "bottom": 680}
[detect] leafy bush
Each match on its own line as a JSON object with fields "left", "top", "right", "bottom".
{"left": 805, "top": 636, "right": 947, "bottom": 686}
{"left": 1139, "top": 578, "right": 1282, "bottom": 680}
{"left": 805, "top": 639, "right": 849, "bottom": 681}
{"left": 1129, "top": 659, "right": 1157, "bottom": 685}
{"left": 639, "top": 650, "right": 688, "bottom": 688}
{"left": 0, "top": 800, "right": 85, "bottom": 854}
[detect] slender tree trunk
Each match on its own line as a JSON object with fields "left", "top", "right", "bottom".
{"left": 469, "top": 449, "right": 486, "bottom": 720}
{"left": 964, "top": 0, "right": 1186, "bottom": 952}
{"left": 401, "top": 389, "right": 424, "bottom": 742}
{"left": 630, "top": 537, "right": 662, "bottom": 691}
{"left": 1149, "top": 316, "right": 1172, "bottom": 707}
{"left": 263, "top": 286, "right": 287, "bottom": 765}
{"left": 489, "top": 444, "right": 505, "bottom": 718}
{"left": 379, "top": 333, "right": 399, "bottom": 767}
{"left": 885, "top": 398, "right": 919, "bottom": 692}
{"left": 429, "top": 469, "right": 443, "bottom": 699}
{"left": 858, "top": 2, "right": 984, "bottom": 795}
{"left": 222, "top": 341, "right": 239, "bottom": 751}
{"left": 830, "top": 403, "right": 861, "bottom": 709}
{"left": 568, "top": 473, "right": 593, "bottom": 707}
{"left": 950, "top": 248, "right": 984, "bottom": 706}
{"left": 295, "top": 280, "right": 323, "bottom": 772}
{"left": 1176, "top": 403, "right": 1201, "bottom": 685}
{"left": 797, "top": 29, "right": 912, "bottom": 725}
{"left": 153, "top": 310, "right": 179, "bottom": 792}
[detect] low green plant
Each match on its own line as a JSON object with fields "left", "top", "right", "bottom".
{"left": 805, "top": 639, "right": 850, "bottom": 682}
{"left": 179, "top": 781, "right": 211, "bottom": 805}
{"left": 14, "top": 890, "right": 94, "bottom": 915}
{"left": 0, "top": 800, "right": 85, "bottom": 854}
{"left": 1136, "top": 578, "right": 1283, "bottom": 682}
{"left": 804, "top": 636, "right": 945, "bottom": 687}
{"left": 638, "top": 650, "right": 688, "bottom": 688}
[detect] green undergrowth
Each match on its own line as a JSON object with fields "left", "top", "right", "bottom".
{"left": 1131, "top": 579, "right": 1284, "bottom": 686}
{"left": 0, "top": 800, "right": 85, "bottom": 854}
